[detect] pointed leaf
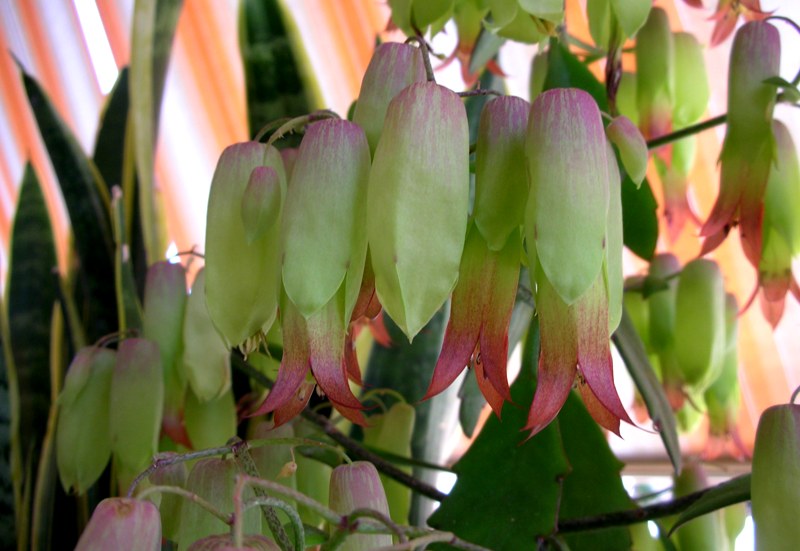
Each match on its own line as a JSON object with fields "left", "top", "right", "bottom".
{"left": 22, "top": 71, "right": 116, "bottom": 340}
{"left": 670, "top": 474, "right": 750, "bottom": 535}
{"left": 7, "top": 164, "right": 57, "bottom": 472}
{"left": 613, "top": 310, "right": 681, "bottom": 473}
{"left": 610, "top": 0, "right": 651, "bottom": 39}
{"left": 428, "top": 319, "right": 571, "bottom": 548}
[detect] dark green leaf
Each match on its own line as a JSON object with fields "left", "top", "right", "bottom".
{"left": 22, "top": 71, "right": 117, "bottom": 341}
{"left": 93, "top": 67, "right": 148, "bottom": 299}
{"left": 457, "top": 370, "right": 484, "bottom": 438}
{"left": 468, "top": 29, "right": 505, "bottom": 76}
{"left": 239, "top": 0, "right": 313, "bottom": 141}
{"left": 613, "top": 309, "right": 681, "bottom": 473}
{"left": 543, "top": 40, "right": 608, "bottom": 112}
{"left": 0, "top": 300, "right": 17, "bottom": 548}
{"left": 558, "top": 394, "right": 634, "bottom": 551}
{"left": 361, "top": 308, "right": 450, "bottom": 525}
{"left": 669, "top": 474, "right": 750, "bottom": 535}
{"left": 428, "top": 319, "right": 572, "bottom": 549}
{"left": 621, "top": 174, "right": 658, "bottom": 260}
{"left": 111, "top": 189, "right": 143, "bottom": 333}
{"left": 7, "top": 164, "right": 57, "bottom": 470}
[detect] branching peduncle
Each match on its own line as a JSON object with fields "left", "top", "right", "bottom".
{"left": 137, "top": 485, "right": 231, "bottom": 525}
{"left": 265, "top": 110, "right": 340, "bottom": 148}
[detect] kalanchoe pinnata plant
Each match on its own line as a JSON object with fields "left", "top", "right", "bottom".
{"left": 251, "top": 119, "right": 371, "bottom": 426}
{"left": 757, "top": 120, "right": 800, "bottom": 326}
{"left": 700, "top": 20, "right": 780, "bottom": 265}
{"left": 524, "top": 88, "right": 631, "bottom": 437}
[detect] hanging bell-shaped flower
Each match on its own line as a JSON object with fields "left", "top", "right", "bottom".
{"left": 205, "top": 142, "right": 286, "bottom": 349}
{"left": 75, "top": 498, "right": 161, "bottom": 551}
{"left": 368, "top": 81, "right": 469, "bottom": 341}
{"left": 700, "top": 21, "right": 780, "bottom": 265}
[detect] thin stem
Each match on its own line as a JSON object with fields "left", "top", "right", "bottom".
{"left": 254, "top": 117, "right": 292, "bottom": 142}
{"left": 242, "top": 475, "right": 342, "bottom": 525}
{"left": 557, "top": 484, "right": 720, "bottom": 533}
{"left": 232, "top": 357, "right": 449, "bottom": 502}
{"left": 791, "top": 384, "right": 800, "bottom": 404}
{"left": 360, "top": 388, "right": 408, "bottom": 409}
{"left": 407, "top": 35, "right": 435, "bottom": 82}
{"left": 349, "top": 508, "right": 407, "bottom": 542}
{"left": 375, "top": 533, "right": 453, "bottom": 550}
{"left": 127, "top": 445, "right": 235, "bottom": 496}
{"left": 265, "top": 110, "right": 340, "bottom": 148}
{"left": 231, "top": 439, "right": 292, "bottom": 551}
{"left": 457, "top": 89, "right": 502, "bottom": 98}
{"left": 137, "top": 485, "right": 231, "bottom": 525}
{"left": 245, "top": 496, "right": 306, "bottom": 550}
{"left": 248, "top": 436, "right": 351, "bottom": 465}
{"left": 647, "top": 114, "right": 727, "bottom": 150}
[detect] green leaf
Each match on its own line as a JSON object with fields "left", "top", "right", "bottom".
{"left": 7, "top": 164, "right": 57, "bottom": 476}
{"left": 0, "top": 300, "right": 17, "bottom": 548}
{"left": 670, "top": 474, "right": 750, "bottom": 535}
{"left": 543, "top": 40, "right": 608, "bottom": 112}
{"left": 428, "top": 319, "right": 571, "bottom": 549}
{"left": 613, "top": 309, "right": 681, "bottom": 473}
{"left": 131, "top": 0, "right": 184, "bottom": 264}
{"left": 558, "top": 390, "right": 634, "bottom": 550}
{"left": 621, "top": 173, "right": 658, "bottom": 260}
{"left": 468, "top": 30, "right": 505, "bottom": 76}
{"left": 22, "top": 71, "right": 117, "bottom": 341}
{"left": 93, "top": 67, "right": 148, "bottom": 298}
{"left": 111, "top": 188, "right": 143, "bottom": 333}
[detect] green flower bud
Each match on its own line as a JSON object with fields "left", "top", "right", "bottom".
{"left": 57, "top": 347, "right": 115, "bottom": 494}
{"left": 205, "top": 142, "right": 286, "bottom": 348}
{"left": 752, "top": 403, "right": 800, "bottom": 550}
{"left": 352, "top": 43, "right": 426, "bottom": 156}
{"left": 110, "top": 339, "right": 164, "bottom": 474}
{"left": 183, "top": 269, "right": 231, "bottom": 402}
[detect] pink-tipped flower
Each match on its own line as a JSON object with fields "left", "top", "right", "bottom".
{"left": 254, "top": 119, "right": 371, "bottom": 427}
{"left": 352, "top": 43, "right": 425, "bottom": 156}
{"left": 700, "top": 21, "right": 780, "bottom": 265}
{"left": 757, "top": 121, "right": 800, "bottom": 327}
{"left": 424, "top": 223, "right": 520, "bottom": 415}
{"left": 249, "top": 293, "right": 366, "bottom": 428}
{"left": 524, "top": 88, "right": 631, "bottom": 437}
{"left": 75, "top": 498, "right": 161, "bottom": 551}
{"left": 142, "top": 261, "right": 190, "bottom": 448}
{"left": 709, "top": 0, "right": 770, "bottom": 46}
{"left": 328, "top": 461, "right": 392, "bottom": 550}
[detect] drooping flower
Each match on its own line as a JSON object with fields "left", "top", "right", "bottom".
{"left": 204, "top": 142, "right": 286, "bottom": 350}
{"left": 368, "top": 81, "right": 470, "bottom": 341}
{"left": 700, "top": 21, "right": 780, "bottom": 265}
{"left": 424, "top": 96, "right": 528, "bottom": 414}
{"left": 251, "top": 119, "right": 371, "bottom": 426}
{"left": 524, "top": 88, "right": 632, "bottom": 437}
